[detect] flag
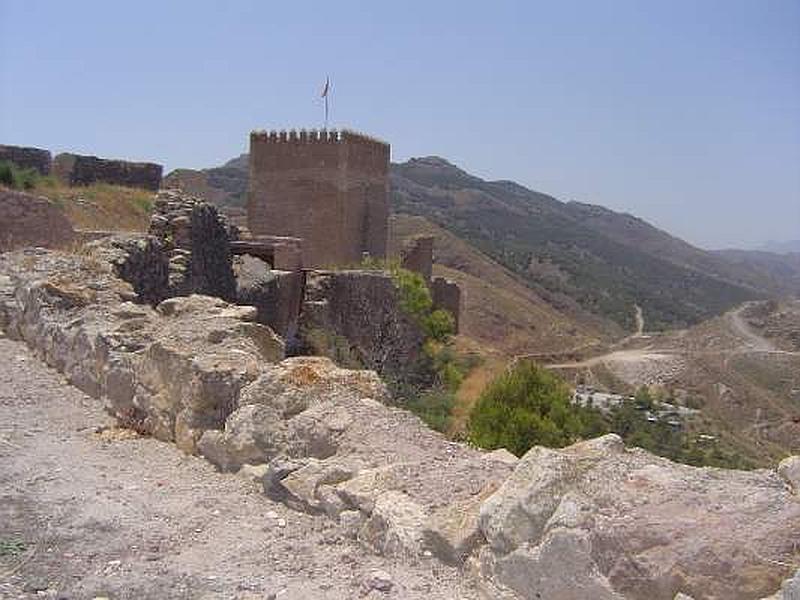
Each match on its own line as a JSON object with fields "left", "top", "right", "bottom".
{"left": 321, "top": 77, "right": 330, "bottom": 98}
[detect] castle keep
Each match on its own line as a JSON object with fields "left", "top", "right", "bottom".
{"left": 247, "top": 129, "right": 389, "bottom": 268}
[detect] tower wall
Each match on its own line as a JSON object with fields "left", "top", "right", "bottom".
{"left": 247, "top": 129, "right": 389, "bottom": 268}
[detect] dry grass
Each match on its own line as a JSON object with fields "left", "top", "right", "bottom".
{"left": 32, "top": 179, "right": 153, "bottom": 232}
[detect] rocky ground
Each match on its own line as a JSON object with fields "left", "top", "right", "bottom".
{"left": 0, "top": 335, "right": 479, "bottom": 600}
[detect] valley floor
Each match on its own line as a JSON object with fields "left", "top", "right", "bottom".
{"left": 0, "top": 336, "right": 477, "bottom": 600}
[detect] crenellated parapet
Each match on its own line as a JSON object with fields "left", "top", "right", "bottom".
{"left": 250, "top": 128, "right": 388, "bottom": 148}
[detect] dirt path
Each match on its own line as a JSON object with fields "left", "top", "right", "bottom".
{"left": 727, "top": 304, "right": 777, "bottom": 352}
{"left": 634, "top": 304, "right": 644, "bottom": 337}
{"left": 0, "top": 336, "right": 477, "bottom": 600}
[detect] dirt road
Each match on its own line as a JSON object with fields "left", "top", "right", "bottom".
{"left": 727, "top": 304, "right": 777, "bottom": 352}
{"left": 0, "top": 336, "right": 476, "bottom": 600}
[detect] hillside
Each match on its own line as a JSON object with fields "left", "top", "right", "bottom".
{"left": 391, "top": 157, "right": 781, "bottom": 331}
{"left": 166, "top": 154, "right": 800, "bottom": 333}
{"left": 714, "top": 248, "right": 800, "bottom": 294}
{"left": 389, "top": 214, "right": 617, "bottom": 357}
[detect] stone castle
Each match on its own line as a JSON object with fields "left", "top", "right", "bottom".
{"left": 247, "top": 129, "right": 389, "bottom": 268}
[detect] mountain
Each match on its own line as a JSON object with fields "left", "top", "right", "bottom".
{"left": 391, "top": 157, "right": 780, "bottom": 330}
{"left": 759, "top": 240, "right": 800, "bottom": 254}
{"left": 714, "top": 249, "right": 800, "bottom": 294}
{"left": 163, "top": 154, "right": 249, "bottom": 208}
{"left": 165, "top": 154, "right": 795, "bottom": 332}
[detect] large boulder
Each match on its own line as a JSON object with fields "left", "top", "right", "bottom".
{"left": 195, "top": 354, "right": 514, "bottom": 564}
{"left": 197, "top": 356, "right": 388, "bottom": 471}
{"left": 476, "top": 434, "right": 800, "bottom": 600}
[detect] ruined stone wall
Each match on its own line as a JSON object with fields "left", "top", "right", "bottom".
{"left": 300, "top": 270, "right": 425, "bottom": 378}
{"left": 148, "top": 190, "right": 237, "bottom": 301}
{"left": 53, "top": 153, "right": 163, "bottom": 191}
{"left": 0, "top": 189, "right": 75, "bottom": 251}
{"left": 432, "top": 276, "right": 461, "bottom": 333}
{"left": 247, "top": 129, "right": 389, "bottom": 268}
{"left": 401, "top": 235, "right": 434, "bottom": 283}
{"left": 0, "top": 144, "right": 52, "bottom": 174}
{"left": 234, "top": 255, "right": 305, "bottom": 340}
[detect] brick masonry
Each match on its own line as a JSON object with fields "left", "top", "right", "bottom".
{"left": 247, "top": 129, "right": 389, "bottom": 268}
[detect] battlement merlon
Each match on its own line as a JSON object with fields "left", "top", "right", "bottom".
{"left": 249, "top": 128, "right": 390, "bottom": 175}
{"left": 250, "top": 128, "right": 389, "bottom": 149}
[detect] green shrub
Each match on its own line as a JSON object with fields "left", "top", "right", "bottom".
{"left": 0, "top": 160, "right": 41, "bottom": 190}
{"left": 405, "top": 386, "right": 455, "bottom": 432}
{"left": 468, "top": 360, "right": 607, "bottom": 456}
{"left": 0, "top": 161, "right": 13, "bottom": 187}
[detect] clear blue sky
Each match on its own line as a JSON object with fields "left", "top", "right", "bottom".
{"left": 1, "top": 1, "right": 798, "bottom": 249}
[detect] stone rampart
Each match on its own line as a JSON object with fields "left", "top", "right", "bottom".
{"left": 1, "top": 247, "right": 799, "bottom": 599}
{"left": 401, "top": 235, "right": 434, "bottom": 282}
{"left": 431, "top": 276, "right": 461, "bottom": 333}
{"left": 300, "top": 270, "right": 425, "bottom": 378}
{"left": 0, "top": 188, "right": 75, "bottom": 252}
{"left": 53, "top": 152, "right": 162, "bottom": 190}
{"left": 0, "top": 250, "right": 284, "bottom": 453}
{"left": 247, "top": 128, "right": 389, "bottom": 267}
{"left": 0, "top": 144, "right": 52, "bottom": 174}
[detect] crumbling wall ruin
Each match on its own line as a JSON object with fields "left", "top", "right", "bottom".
{"left": 234, "top": 254, "right": 305, "bottom": 340}
{"left": 53, "top": 152, "right": 163, "bottom": 190}
{"left": 0, "top": 188, "right": 75, "bottom": 251}
{"left": 0, "top": 250, "right": 284, "bottom": 453}
{"left": 299, "top": 270, "right": 426, "bottom": 379}
{"left": 432, "top": 276, "right": 461, "bottom": 333}
{"left": 1, "top": 245, "right": 799, "bottom": 600}
{"left": 401, "top": 235, "right": 434, "bottom": 282}
{"left": 0, "top": 144, "right": 52, "bottom": 174}
{"left": 399, "top": 234, "right": 461, "bottom": 333}
{"left": 90, "top": 190, "right": 239, "bottom": 306}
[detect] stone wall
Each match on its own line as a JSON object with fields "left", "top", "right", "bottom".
{"left": 53, "top": 152, "right": 163, "bottom": 191}
{"left": 2, "top": 246, "right": 800, "bottom": 600}
{"left": 0, "top": 189, "right": 75, "bottom": 252}
{"left": 401, "top": 235, "right": 434, "bottom": 282}
{"left": 431, "top": 276, "right": 461, "bottom": 333}
{"left": 0, "top": 250, "right": 284, "bottom": 453}
{"left": 300, "top": 270, "right": 425, "bottom": 378}
{"left": 234, "top": 255, "right": 305, "bottom": 340}
{"left": 247, "top": 129, "right": 389, "bottom": 268}
{"left": 0, "top": 144, "right": 52, "bottom": 174}
{"left": 148, "top": 190, "right": 237, "bottom": 301}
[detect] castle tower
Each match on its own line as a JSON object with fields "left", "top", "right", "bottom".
{"left": 247, "top": 129, "right": 390, "bottom": 268}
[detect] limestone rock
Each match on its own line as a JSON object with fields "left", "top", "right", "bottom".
{"left": 237, "top": 463, "right": 269, "bottom": 482}
{"left": 777, "top": 455, "right": 800, "bottom": 494}
{"left": 363, "top": 569, "right": 394, "bottom": 593}
{"left": 478, "top": 434, "right": 800, "bottom": 600}
{"left": 276, "top": 457, "right": 356, "bottom": 513}
{"left": 358, "top": 491, "right": 428, "bottom": 559}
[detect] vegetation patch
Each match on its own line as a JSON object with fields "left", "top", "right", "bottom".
{"left": 468, "top": 360, "right": 751, "bottom": 468}
{"left": 0, "top": 160, "right": 52, "bottom": 191}
{"left": 0, "top": 538, "right": 27, "bottom": 558}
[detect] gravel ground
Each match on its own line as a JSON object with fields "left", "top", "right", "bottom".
{"left": 0, "top": 335, "right": 479, "bottom": 600}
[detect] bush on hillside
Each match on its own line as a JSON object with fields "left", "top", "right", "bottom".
{"left": 0, "top": 160, "right": 40, "bottom": 190}
{"left": 468, "top": 360, "right": 607, "bottom": 456}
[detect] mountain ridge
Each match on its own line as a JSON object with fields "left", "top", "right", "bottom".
{"left": 164, "top": 154, "right": 800, "bottom": 332}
